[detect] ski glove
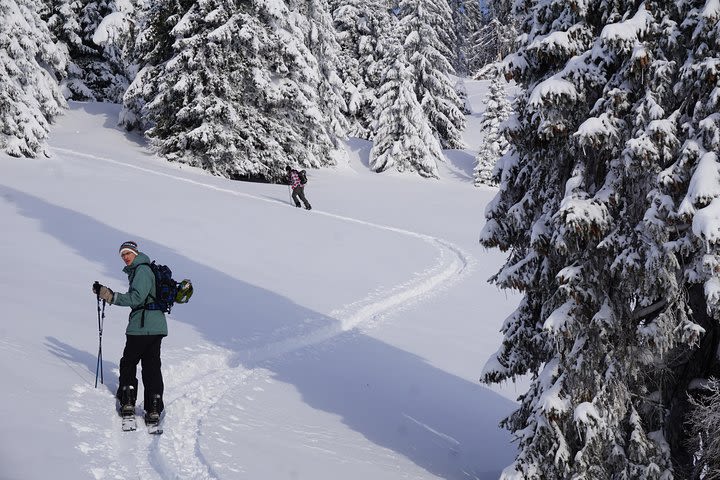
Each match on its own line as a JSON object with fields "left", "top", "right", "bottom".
{"left": 97, "top": 285, "right": 114, "bottom": 304}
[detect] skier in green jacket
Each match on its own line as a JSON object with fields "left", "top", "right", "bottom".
{"left": 93, "top": 241, "right": 166, "bottom": 424}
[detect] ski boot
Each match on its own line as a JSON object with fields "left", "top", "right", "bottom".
{"left": 119, "top": 385, "right": 137, "bottom": 431}
{"left": 119, "top": 385, "right": 137, "bottom": 416}
{"left": 145, "top": 394, "right": 163, "bottom": 423}
{"left": 144, "top": 394, "right": 164, "bottom": 434}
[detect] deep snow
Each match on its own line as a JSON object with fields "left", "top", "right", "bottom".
{"left": 0, "top": 80, "right": 523, "bottom": 480}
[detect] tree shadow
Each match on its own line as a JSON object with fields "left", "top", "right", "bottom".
{"left": 2, "top": 185, "right": 515, "bottom": 478}
{"left": 266, "top": 332, "right": 516, "bottom": 479}
{"left": 345, "top": 137, "right": 373, "bottom": 169}
{"left": 0, "top": 186, "right": 323, "bottom": 353}
{"left": 63, "top": 101, "right": 151, "bottom": 151}
{"left": 441, "top": 149, "right": 476, "bottom": 181}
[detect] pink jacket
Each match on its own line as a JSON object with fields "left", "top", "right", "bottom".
{"left": 289, "top": 170, "right": 302, "bottom": 189}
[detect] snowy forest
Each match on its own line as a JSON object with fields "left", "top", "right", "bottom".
{"left": 1, "top": 0, "right": 507, "bottom": 181}
{"left": 3, "top": 0, "right": 720, "bottom": 477}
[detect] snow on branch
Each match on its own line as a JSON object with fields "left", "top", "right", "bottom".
{"left": 558, "top": 196, "right": 611, "bottom": 237}
{"left": 693, "top": 196, "right": 720, "bottom": 250}
{"left": 702, "top": 0, "right": 720, "bottom": 20}
{"left": 600, "top": 3, "right": 652, "bottom": 52}
{"left": 705, "top": 276, "right": 720, "bottom": 310}
{"left": 527, "top": 30, "right": 574, "bottom": 57}
{"left": 528, "top": 77, "right": 578, "bottom": 109}
{"left": 501, "top": 52, "right": 529, "bottom": 80}
{"left": 527, "top": 24, "right": 593, "bottom": 63}
{"left": 537, "top": 358, "right": 572, "bottom": 419}
{"left": 573, "top": 402, "right": 600, "bottom": 430}
{"left": 543, "top": 300, "right": 576, "bottom": 333}
{"left": 574, "top": 113, "right": 620, "bottom": 149}
{"left": 92, "top": 12, "right": 133, "bottom": 46}
{"left": 679, "top": 152, "right": 720, "bottom": 218}
{"left": 481, "top": 347, "right": 512, "bottom": 381}
{"left": 699, "top": 112, "right": 720, "bottom": 149}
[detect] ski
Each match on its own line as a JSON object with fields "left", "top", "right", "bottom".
{"left": 121, "top": 413, "right": 137, "bottom": 432}
{"left": 145, "top": 419, "right": 163, "bottom": 435}
{"left": 118, "top": 402, "right": 137, "bottom": 432}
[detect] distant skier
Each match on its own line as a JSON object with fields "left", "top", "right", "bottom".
{"left": 92, "top": 241, "right": 166, "bottom": 425}
{"left": 286, "top": 165, "right": 312, "bottom": 210}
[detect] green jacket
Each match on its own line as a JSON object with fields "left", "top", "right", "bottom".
{"left": 113, "top": 252, "right": 168, "bottom": 336}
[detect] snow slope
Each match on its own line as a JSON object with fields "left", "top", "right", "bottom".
{"left": 0, "top": 81, "right": 523, "bottom": 480}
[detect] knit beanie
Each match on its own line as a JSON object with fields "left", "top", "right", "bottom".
{"left": 119, "top": 241, "right": 139, "bottom": 256}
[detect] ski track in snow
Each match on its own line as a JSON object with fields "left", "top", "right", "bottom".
{"left": 52, "top": 147, "right": 475, "bottom": 479}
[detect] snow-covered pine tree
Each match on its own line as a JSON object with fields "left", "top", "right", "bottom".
{"left": 477, "top": 0, "right": 716, "bottom": 475}
{"left": 398, "top": 0, "right": 466, "bottom": 149}
{"left": 147, "top": 0, "right": 274, "bottom": 178}
{"left": 653, "top": 0, "right": 720, "bottom": 473}
{"left": 1, "top": 0, "right": 67, "bottom": 157}
{"left": 468, "top": 17, "right": 517, "bottom": 75}
{"left": 474, "top": 72, "right": 511, "bottom": 186}
{"left": 90, "top": 0, "right": 138, "bottom": 99}
{"left": 370, "top": 38, "right": 443, "bottom": 178}
{"left": 286, "top": 0, "right": 349, "bottom": 146}
{"left": 687, "top": 379, "right": 720, "bottom": 478}
{"left": 144, "top": 0, "right": 338, "bottom": 180}
{"left": 119, "top": 0, "right": 194, "bottom": 131}
{"left": 40, "top": 0, "right": 92, "bottom": 99}
{"left": 331, "top": 0, "right": 367, "bottom": 138}
{"left": 332, "top": 0, "right": 392, "bottom": 139}
{"left": 448, "top": 0, "right": 484, "bottom": 76}
{"left": 75, "top": 0, "right": 132, "bottom": 102}
{"left": 468, "top": 0, "right": 517, "bottom": 75}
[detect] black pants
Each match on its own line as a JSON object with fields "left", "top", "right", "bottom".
{"left": 292, "top": 186, "right": 311, "bottom": 209}
{"left": 117, "top": 334, "right": 164, "bottom": 413}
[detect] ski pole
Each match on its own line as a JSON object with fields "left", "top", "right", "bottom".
{"left": 94, "top": 282, "right": 105, "bottom": 388}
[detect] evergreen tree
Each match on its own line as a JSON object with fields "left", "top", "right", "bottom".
{"left": 653, "top": 0, "right": 720, "bottom": 473}
{"left": 468, "top": 16, "right": 517, "bottom": 74}
{"left": 477, "top": 0, "right": 720, "bottom": 475}
{"left": 143, "top": 0, "right": 339, "bottom": 180}
{"left": 398, "top": 0, "right": 466, "bottom": 149}
{"left": 0, "top": 0, "right": 67, "bottom": 157}
{"left": 40, "top": 0, "right": 92, "bottom": 99}
{"left": 687, "top": 379, "right": 720, "bottom": 478}
{"left": 370, "top": 39, "right": 443, "bottom": 178}
{"left": 119, "top": 0, "right": 194, "bottom": 131}
{"left": 449, "top": 0, "right": 484, "bottom": 75}
{"left": 74, "top": 0, "right": 132, "bottom": 101}
{"left": 332, "top": 0, "right": 392, "bottom": 138}
{"left": 474, "top": 73, "right": 511, "bottom": 186}
{"left": 89, "top": 0, "right": 138, "bottom": 101}
{"left": 286, "top": 0, "right": 349, "bottom": 145}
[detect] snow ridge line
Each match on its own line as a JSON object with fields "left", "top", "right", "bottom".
{"left": 236, "top": 236, "right": 472, "bottom": 366}
{"left": 50, "top": 147, "right": 472, "bottom": 262}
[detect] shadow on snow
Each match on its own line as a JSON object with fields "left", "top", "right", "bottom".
{"left": 45, "top": 336, "right": 119, "bottom": 396}
{"left": 2, "top": 186, "right": 515, "bottom": 480}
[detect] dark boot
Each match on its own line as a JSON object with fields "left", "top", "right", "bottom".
{"left": 119, "top": 385, "right": 136, "bottom": 415}
{"left": 144, "top": 394, "right": 163, "bottom": 424}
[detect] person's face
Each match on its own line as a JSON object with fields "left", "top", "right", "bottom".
{"left": 121, "top": 251, "right": 137, "bottom": 266}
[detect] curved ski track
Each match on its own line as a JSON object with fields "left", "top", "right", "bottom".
{"left": 53, "top": 147, "right": 475, "bottom": 480}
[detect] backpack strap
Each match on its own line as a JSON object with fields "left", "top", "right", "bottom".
{"left": 130, "top": 262, "right": 156, "bottom": 328}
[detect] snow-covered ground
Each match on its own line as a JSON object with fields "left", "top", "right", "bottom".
{"left": 0, "top": 80, "right": 523, "bottom": 479}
